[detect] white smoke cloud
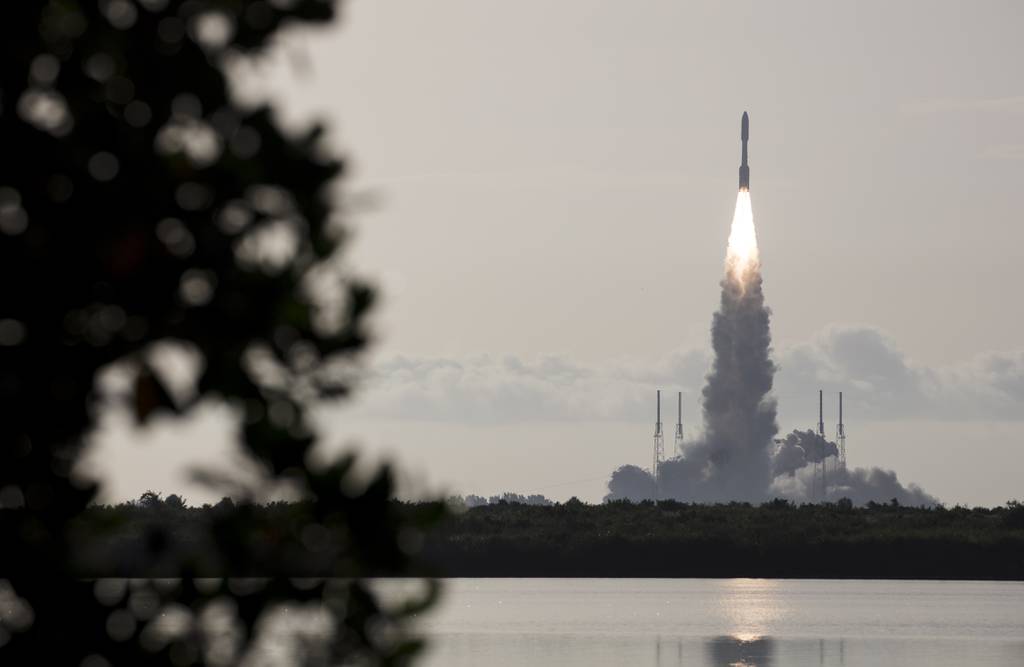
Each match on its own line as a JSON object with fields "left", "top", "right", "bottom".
{"left": 347, "top": 350, "right": 708, "bottom": 423}
{"left": 775, "top": 325, "right": 1024, "bottom": 422}
{"left": 768, "top": 465, "right": 937, "bottom": 507}
{"left": 344, "top": 326, "right": 1024, "bottom": 424}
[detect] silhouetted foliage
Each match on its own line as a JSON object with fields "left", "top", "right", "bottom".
{"left": 419, "top": 499, "right": 1023, "bottom": 579}
{"left": 66, "top": 498, "right": 1024, "bottom": 580}
{"left": 67, "top": 495, "right": 448, "bottom": 578}
{"left": 0, "top": 1, "right": 441, "bottom": 664}
{"left": 451, "top": 493, "right": 555, "bottom": 509}
{"left": 1005, "top": 501, "right": 1024, "bottom": 530}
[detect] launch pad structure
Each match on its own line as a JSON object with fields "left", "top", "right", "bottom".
{"left": 648, "top": 387, "right": 848, "bottom": 502}
{"left": 652, "top": 390, "right": 685, "bottom": 501}
{"left": 653, "top": 390, "right": 664, "bottom": 500}
{"left": 813, "top": 389, "right": 850, "bottom": 500}
{"left": 816, "top": 389, "right": 827, "bottom": 499}
{"left": 837, "top": 391, "right": 847, "bottom": 470}
{"left": 674, "top": 391, "right": 684, "bottom": 457}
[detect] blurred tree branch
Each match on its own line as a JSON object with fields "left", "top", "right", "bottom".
{"left": 0, "top": 1, "right": 441, "bottom": 664}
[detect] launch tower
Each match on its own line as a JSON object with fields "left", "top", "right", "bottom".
{"left": 817, "top": 389, "right": 827, "bottom": 500}
{"left": 837, "top": 391, "right": 847, "bottom": 470}
{"left": 653, "top": 390, "right": 664, "bottom": 500}
{"left": 674, "top": 391, "right": 684, "bottom": 457}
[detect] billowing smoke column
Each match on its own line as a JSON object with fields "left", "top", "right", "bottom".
{"left": 606, "top": 112, "right": 937, "bottom": 506}
{"left": 772, "top": 430, "right": 837, "bottom": 478}
{"left": 771, "top": 465, "right": 936, "bottom": 506}
{"left": 654, "top": 187, "right": 778, "bottom": 503}
{"left": 608, "top": 185, "right": 777, "bottom": 502}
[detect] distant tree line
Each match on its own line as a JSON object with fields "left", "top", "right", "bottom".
{"left": 31, "top": 494, "right": 1024, "bottom": 580}
{"left": 33, "top": 491, "right": 444, "bottom": 578}
{"left": 424, "top": 497, "right": 1024, "bottom": 580}
{"left": 450, "top": 492, "right": 555, "bottom": 508}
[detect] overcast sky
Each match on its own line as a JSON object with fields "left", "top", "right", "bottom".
{"left": 88, "top": 0, "right": 1024, "bottom": 507}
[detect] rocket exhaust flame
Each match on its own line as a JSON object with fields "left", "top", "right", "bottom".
{"left": 726, "top": 190, "right": 759, "bottom": 287}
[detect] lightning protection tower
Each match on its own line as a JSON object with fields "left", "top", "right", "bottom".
{"left": 817, "top": 389, "right": 827, "bottom": 500}
{"left": 837, "top": 391, "right": 847, "bottom": 470}
{"left": 653, "top": 390, "right": 664, "bottom": 500}
{"left": 674, "top": 391, "right": 684, "bottom": 457}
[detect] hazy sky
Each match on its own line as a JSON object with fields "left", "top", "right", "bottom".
{"left": 88, "top": 0, "right": 1024, "bottom": 506}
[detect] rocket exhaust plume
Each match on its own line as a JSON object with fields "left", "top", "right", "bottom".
{"left": 686, "top": 112, "right": 777, "bottom": 500}
{"left": 606, "top": 112, "right": 937, "bottom": 506}
{"left": 726, "top": 191, "right": 758, "bottom": 287}
{"left": 610, "top": 112, "right": 779, "bottom": 502}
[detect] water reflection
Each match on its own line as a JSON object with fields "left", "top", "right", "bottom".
{"left": 415, "top": 579, "right": 1024, "bottom": 667}
{"left": 705, "top": 635, "right": 775, "bottom": 666}
{"left": 718, "top": 578, "right": 786, "bottom": 639}
{"left": 648, "top": 635, "right": 852, "bottom": 666}
{"left": 692, "top": 636, "right": 845, "bottom": 667}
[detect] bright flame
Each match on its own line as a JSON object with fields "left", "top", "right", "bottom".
{"left": 725, "top": 190, "right": 759, "bottom": 286}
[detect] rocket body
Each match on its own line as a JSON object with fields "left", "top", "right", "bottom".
{"left": 739, "top": 111, "right": 750, "bottom": 191}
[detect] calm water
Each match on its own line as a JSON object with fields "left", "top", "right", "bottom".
{"left": 401, "top": 578, "right": 1024, "bottom": 667}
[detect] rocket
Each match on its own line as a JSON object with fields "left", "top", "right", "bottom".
{"left": 739, "top": 111, "right": 750, "bottom": 191}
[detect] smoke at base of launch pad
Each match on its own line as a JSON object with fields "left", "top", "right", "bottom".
{"left": 606, "top": 186, "right": 936, "bottom": 507}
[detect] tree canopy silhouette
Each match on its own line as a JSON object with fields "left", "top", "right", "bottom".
{"left": 0, "top": 1, "right": 439, "bottom": 664}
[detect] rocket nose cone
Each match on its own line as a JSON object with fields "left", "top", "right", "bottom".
{"left": 741, "top": 112, "right": 749, "bottom": 140}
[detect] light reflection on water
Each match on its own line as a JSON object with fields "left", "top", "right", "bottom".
{"left": 717, "top": 578, "right": 786, "bottom": 640}
{"left": 392, "top": 578, "right": 1024, "bottom": 667}
{"left": 705, "top": 634, "right": 776, "bottom": 666}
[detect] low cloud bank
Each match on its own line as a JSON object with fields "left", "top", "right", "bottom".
{"left": 347, "top": 326, "right": 1024, "bottom": 424}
